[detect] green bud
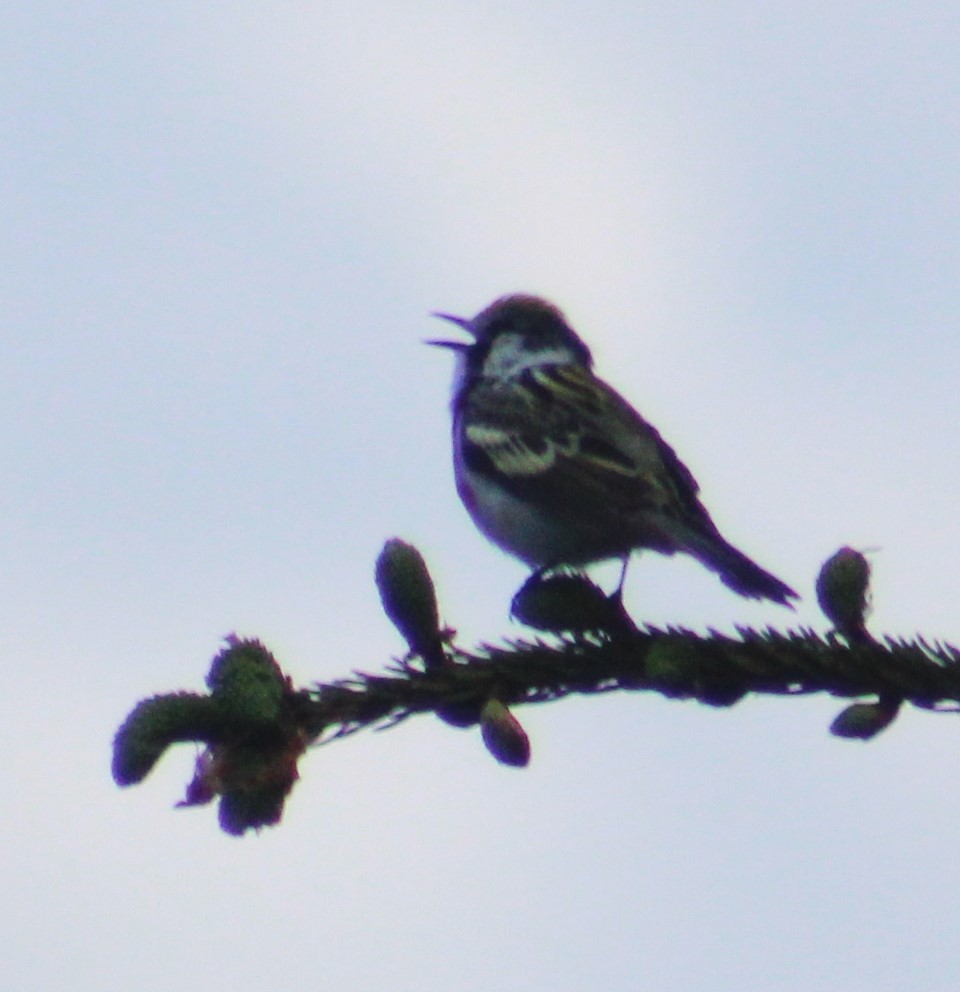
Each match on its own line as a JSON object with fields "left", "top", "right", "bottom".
{"left": 375, "top": 539, "right": 443, "bottom": 664}
{"left": 480, "top": 699, "right": 530, "bottom": 767}
{"left": 830, "top": 698, "right": 900, "bottom": 740}
{"left": 510, "top": 570, "right": 632, "bottom": 634}
{"left": 218, "top": 781, "right": 289, "bottom": 836}
{"left": 112, "top": 692, "right": 220, "bottom": 785}
{"left": 217, "top": 740, "right": 303, "bottom": 835}
{"left": 114, "top": 639, "right": 308, "bottom": 834}
{"left": 196, "top": 738, "right": 305, "bottom": 835}
{"left": 816, "top": 547, "right": 872, "bottom": 639}
{"left": 206, "top": 638, "right": 287, "bottom": 727}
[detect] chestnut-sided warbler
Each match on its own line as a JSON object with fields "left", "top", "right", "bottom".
{"left": 428, "top": 294, "right": 797, "bottom": 606}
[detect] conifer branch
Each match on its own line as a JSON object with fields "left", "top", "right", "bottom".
{"left": 111, "top": 540, "right": 960, "bottom": 835}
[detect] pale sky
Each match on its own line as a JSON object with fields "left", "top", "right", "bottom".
{"left": 4, "top": 4, "right": 960, "bottom": 990}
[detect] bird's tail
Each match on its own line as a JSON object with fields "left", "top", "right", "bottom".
{"left": 681, "top": 530, "right": 798, "bottom": 607}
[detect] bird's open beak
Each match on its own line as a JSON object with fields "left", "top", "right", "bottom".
{"left": 425, "top": 338, "right": 468, "bottom": 350}
{"left": 425, "top": 311, "right": 473, "bottom": 349}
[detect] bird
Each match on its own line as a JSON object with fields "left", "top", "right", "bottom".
{"left": 427, "top": 293, "right": 798, "bottom": 607}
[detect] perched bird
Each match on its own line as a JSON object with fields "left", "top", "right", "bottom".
{"left": 428, "top": 294, "right": 798, "bottom": 606}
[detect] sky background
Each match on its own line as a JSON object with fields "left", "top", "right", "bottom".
{"left": 4, "top": 3, "right": 960, "bottom": 989}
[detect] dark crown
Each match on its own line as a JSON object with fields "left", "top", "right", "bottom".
{"left": 470, "top": 294, "right": 593, "bottom": 365}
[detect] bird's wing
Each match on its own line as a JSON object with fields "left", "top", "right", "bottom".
{"left": 459, "top": 364, "right": 717, "bottom": 537}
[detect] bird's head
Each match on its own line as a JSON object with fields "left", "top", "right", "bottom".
{"left": 427, "top": 294, "right": 593, "bottom": 379}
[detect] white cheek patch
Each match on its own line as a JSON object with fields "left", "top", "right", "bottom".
{"left": 483, "top": 335, "right": 577, "bottom": 378}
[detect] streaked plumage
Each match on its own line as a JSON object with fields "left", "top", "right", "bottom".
{"left": 429, "top": 294, "right": 798, "bottom": 606}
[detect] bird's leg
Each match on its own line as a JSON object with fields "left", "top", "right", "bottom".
{"left": 611, "top": 557, "right": 630, "bottom": 603}
{"left": 603, "top": 557, "right": 638, "bottom": 635}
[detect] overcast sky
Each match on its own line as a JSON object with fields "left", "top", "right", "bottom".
{"left": 4, "top": 3, "right": 960, "bottom": 990}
